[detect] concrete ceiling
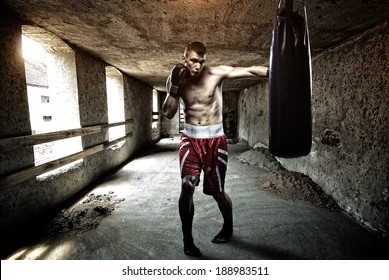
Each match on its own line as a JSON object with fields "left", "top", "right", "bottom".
{"left": 3, "top": 0, "right": 389, "bottom": 92}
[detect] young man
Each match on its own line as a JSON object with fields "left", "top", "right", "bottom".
{"left": 163, "top": 42, "right": 268, "bottom": 257}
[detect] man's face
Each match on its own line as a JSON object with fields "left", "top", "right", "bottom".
{"left": 182, "top": 51, "right": 206, "bottom": 76}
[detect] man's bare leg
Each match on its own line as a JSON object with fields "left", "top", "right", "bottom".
{"left": 212, "top": 191, "right": 233, "bottom": 243}
{"left": 179, "top": 175, "right": 202, "bottom": 257}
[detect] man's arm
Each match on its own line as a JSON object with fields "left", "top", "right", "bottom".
{"left": 162, "top": 76, "right": 180, "bottom": 119}
{"left": 162, "top": 64, "right": 190, "bottom": 119}
{"left": 211, "top": 65, "right": 268, "bottom": 79}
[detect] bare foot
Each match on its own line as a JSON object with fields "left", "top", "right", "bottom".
{"left": 184, "top": 243, "right": 202, "bottom": 257}
{"left": 212, "top": 225, "right": 233, "bottom": 243}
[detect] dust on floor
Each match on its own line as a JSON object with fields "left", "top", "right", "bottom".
{"left": 46, "top": 192, "right": 125, "bottom": 237}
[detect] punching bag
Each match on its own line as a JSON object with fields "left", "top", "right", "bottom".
{"left": 269, "top": 0, "right": 312, "bottom": 158}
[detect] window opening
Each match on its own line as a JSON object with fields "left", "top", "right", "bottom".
{"left": 151, "top": 89, "right": 161, "bottom": 141}
{"left": 22, "top": 27, "right": 83, "bottom": 178}
{"left": 152, "top": 89, "right": 159, "bottom": 128}
{"left": 106, "top": 66, "right": 125, "bottom": 148}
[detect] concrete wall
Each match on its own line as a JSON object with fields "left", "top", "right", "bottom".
{"left": 238, "top": 82, "right": 269, "bottom": 147}
{"left": 0, "top": 14, "right": 154, "bottom": 238}
{"left": 238, "top": 22, "right": 389, "bottom": 236}
{"left": 160, "top": 92, "right": 181, "bottom": 137}
{"left": 223, "top": 91, "right": 239, "bottom": 139}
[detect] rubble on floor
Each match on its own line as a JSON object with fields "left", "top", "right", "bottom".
{"left": 46, "top": 191, "right": 125, "bottom": 237}
{"left": 236, "top": 146, "right": 340, "bottom": 211}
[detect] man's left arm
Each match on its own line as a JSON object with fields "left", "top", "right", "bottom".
{"left": 211, "top": 65, "right": 268, "bottom": 79}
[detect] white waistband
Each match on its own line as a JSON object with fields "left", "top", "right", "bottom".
{"left": 183, "top": 123, "right": 224, "bottom": 138}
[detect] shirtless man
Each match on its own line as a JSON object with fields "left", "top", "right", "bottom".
{"left": 163, "top": 42, "right": 268, "bottom": 257}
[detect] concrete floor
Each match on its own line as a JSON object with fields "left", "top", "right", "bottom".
{"left": 3, "top": 137, "right": 388, "bottom": 260}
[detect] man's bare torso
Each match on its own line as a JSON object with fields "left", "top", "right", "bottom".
{"left": 162, "top": 48, "right": 267, "bottom": 125}
{"left": 180, "top": 66, "right": 223, "bottom": 126}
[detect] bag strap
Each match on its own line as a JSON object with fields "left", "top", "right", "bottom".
{"left": 276, "top": 0, "right": 307, "bottom": 18}
{"left": 275, "top": 0, "right": 310, "bottom": 42}
{"left": 303, "top": 1, "right": 310, "bottom": 47}
{"left": 276, "top": 0, "right": 292, "bottom": 16}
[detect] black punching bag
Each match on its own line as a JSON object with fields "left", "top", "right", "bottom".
{"left": 269, "top": 0, "right": 312, "bottom": 158}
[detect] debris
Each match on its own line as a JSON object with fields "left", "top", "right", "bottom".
{"left": 236, "top": 147, "right": 285, "bottom": 171}
{"left": 237, "top": 147, "right": 339, "bottom": 211}
{"left": 258, "top": 171, "right": 340, "bottom": 211}
{"left": 46, "top": 192, "right": 125, "bottom": 237}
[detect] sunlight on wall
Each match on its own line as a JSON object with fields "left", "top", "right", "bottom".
{"left": 22, "top": 35, "right": 46, "bottom": 62}
{"left": 7, "top": 240, "right": 76, "bottom": 260}
{"left": 8, "top": 244, "right": 48, "bottom": 260}
{"left": 44, "top": 240, "right": 77, "bottom": 259}
{"left": 106, "top": 66, "right": 125, "bottom": 144}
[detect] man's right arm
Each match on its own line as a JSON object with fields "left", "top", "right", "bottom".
{"left": 162, "top": 75, "right": 180, "bottom": 119}
{"left": 162, "top": 64, "right": 189, "bottom": 119}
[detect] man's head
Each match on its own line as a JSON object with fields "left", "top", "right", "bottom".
{"left": 182, "top": 41, "right": 207, "bottom": 76}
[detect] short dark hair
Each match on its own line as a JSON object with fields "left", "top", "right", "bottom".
{"left": 184, "top": 41, "right": 207, "bottom": 57}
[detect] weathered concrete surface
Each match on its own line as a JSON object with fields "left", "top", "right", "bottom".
{"left": 238, "top": 82, "right": 269, "bottom": 147}
{"left": 2, "top": 138, "right": 387, "bottom": 260}
{"left": 238, "top": 23, "right": 389, "bottom": 236}
{"left": 3, "top": 0, "right": 389, "bottom": 91}
{"left": 279, "top": 22, "right": 389, "bottom": 237}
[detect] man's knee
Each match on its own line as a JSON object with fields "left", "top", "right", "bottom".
{"left": 181, "top": 175, "right": 198, "bottom": 194}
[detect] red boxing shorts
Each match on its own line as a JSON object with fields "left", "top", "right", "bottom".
{"left": 179, "top": 123, "right": 228, "bottom": 196}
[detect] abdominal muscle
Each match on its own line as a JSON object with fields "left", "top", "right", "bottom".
{"left": 184, "top": 104, "right": 222, "bottom": 126}
{"left": 180, "top": 72, "right": 224, "bottom": 126}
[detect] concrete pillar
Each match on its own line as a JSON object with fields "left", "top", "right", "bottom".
{"left": 0, "top": 12, "right": 34, "bottom": 176}
{"left": 46, "top": 50, "right": 80, "bottom": 131}
{"left": 75, "top": 49, "right": 108, "bottom": 149}
{"left": 45, "top": 48, "right": 83, "bottom": 160}
{"left": 123, "top": 75, "right": 153, "bottom": 148}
